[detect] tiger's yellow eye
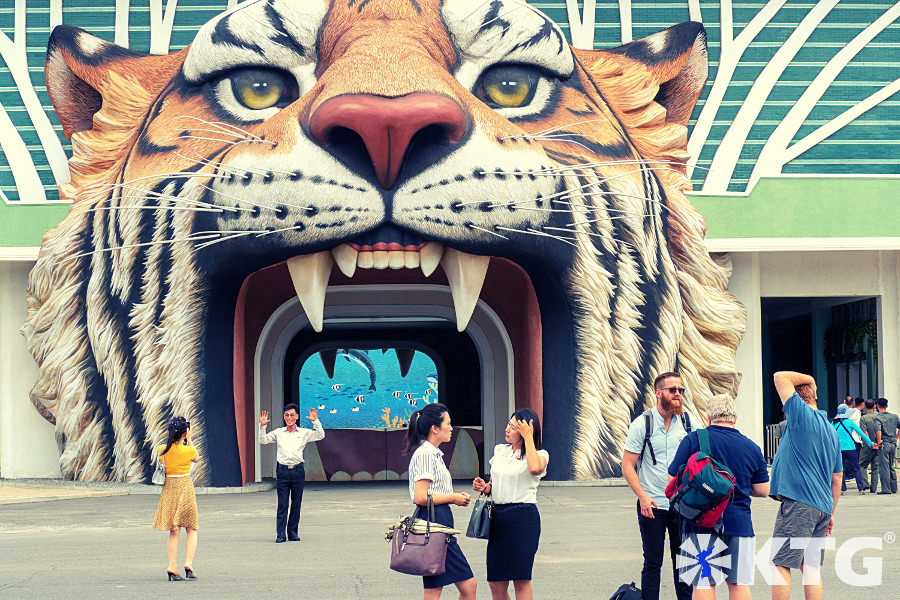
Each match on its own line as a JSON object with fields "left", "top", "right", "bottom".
{"left": 231, "top": 69, "right": 287, "bottom": 110}
{"left": 482, "top": 66, "right": 538, "bottom": 108}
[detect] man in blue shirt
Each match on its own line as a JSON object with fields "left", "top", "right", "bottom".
{"left": 668, "top": 393, "right": 770, "bottom": 597}
{"left": 622, "top": 372, "right": 693, "bottom": 600}
{"left": 769, "top": 371, "right": 842, "bottom": 600}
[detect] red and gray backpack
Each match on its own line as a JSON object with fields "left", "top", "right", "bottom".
{"left": 664, "top": 428, "right": 736, "bottom": 531}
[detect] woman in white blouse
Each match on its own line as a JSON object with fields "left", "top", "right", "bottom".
{"left": 472, "top": 408, "right": 549, "bottom": 600}
{"left": 404, "top": 403, "right": 477, "bottom": 600}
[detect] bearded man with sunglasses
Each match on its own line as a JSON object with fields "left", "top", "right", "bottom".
{"left": 622, "top": 372, "right": 693, "bottom": 600}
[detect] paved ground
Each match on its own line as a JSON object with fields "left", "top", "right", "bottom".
{"left": 1, "top": 482, "right": 898, "bottom": 599}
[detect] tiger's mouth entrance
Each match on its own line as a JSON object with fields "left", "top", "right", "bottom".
{"left": 227, "top": 223, "right": 566, "bottom": 486}
{"left": 290, "top": 224, "right": 492, "bottom": 333}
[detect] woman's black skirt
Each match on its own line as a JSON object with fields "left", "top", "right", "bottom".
{"left": 423, "top": 504, "right": 474, "bottom": 589}
{"left": 486, "top": 502, "right": 541, "bottom": 581}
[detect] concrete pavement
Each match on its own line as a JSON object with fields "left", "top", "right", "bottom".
{"left": 0, "top": 482, "right": 898, "bottom": 599}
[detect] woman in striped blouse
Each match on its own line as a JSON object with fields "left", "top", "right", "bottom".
{"left": 403, "top": 403, "right": 477, "bottom": 600}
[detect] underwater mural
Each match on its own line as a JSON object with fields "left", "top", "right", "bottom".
{"left": 299, "top": 348, "right": 439, "bottom": 429}
{"left": 21, "top": 0, "right": 745, "bottom": 485}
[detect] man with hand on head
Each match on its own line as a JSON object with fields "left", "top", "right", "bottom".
{"left": 259, "top": 403, "right": 324, "bottom": 543}
{"left": 768, "top": 372, "right": 842, "bottom": 600}
{"left": 621, "top": 372, "right": 693, "bottom": 600}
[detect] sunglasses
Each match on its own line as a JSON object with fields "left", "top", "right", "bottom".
{"left": 661, "top": 386, "right": 686, "bottom": 395}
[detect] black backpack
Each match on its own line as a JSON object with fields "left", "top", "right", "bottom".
{"left": 609, "top": 582, "right": 641, "bottom": 600}
{"left": 638, "top": 410, "right": 693, "bottom": 468}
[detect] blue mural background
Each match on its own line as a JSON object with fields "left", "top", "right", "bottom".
{"left": 297, "top": 349, "right": 439, "bottom": 429}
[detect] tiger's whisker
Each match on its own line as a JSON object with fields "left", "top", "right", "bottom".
{"left": 467, "top": 224, "right": 509, "bottom": 239}
{"left": 177, "top": 128, "right": 251, "bottom": 140}
{"left": 181, "top": 151, "right": 306, "bottom": 180}
{"left": 494, "top": 225, "right": 578, "bottom": 248}
{"left": 113, "top": 184, "right": 240, "bottom": 213}
{"left": 255, "top": 224, "right": 306, "bottom": 238}
{"left": 84, "top": 205, "right": 223, "bottom": 214}
{"left": 171, "top": 116, "right": 267, "bottom": 143}
{"left": 162, "top": 135, "right": 260, "bottom": 146}
{"left": 542, "top": 227, "right": 644, "bottom": 252}
{"left": 70, "top": 233, "right": 222, "bottom": 260}
{"left": 461, "top": 0, "right": 495, "bottom": 21}
{"left": 512, "top": 118, "right": 611, "bottom": 138}
{"left": 194, "top": 230, "right": 258, "bottom": 250}
{"left": 199, "top": 183, "right": 314, "bottom": 214}
{"left": 79, "top": 172, "right": 227, "bottom": 205}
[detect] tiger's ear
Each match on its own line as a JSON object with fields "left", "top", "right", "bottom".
{"left": 45, "top": 25, "right": 150, "bottom": 138}
{"left": 577, "top": 22, "right": 707, "bottom": 127}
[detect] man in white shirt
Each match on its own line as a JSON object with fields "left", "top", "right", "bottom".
{"left": 260, "top": 403, "right": 324, "bottom": 542}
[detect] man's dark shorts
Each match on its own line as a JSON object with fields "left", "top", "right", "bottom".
{"left": 771, "top": 498, "right": 831, "bottom": 569}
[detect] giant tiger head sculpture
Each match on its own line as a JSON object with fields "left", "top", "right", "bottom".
{"left": 24, "top": 0, "right": 745, "bottom": 485}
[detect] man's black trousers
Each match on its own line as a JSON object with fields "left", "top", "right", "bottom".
{"left": 276, "top": 463, "right": 305, "bottom": 539}
{"left": 636, "top": 502, "right": 692, "bottom": 600}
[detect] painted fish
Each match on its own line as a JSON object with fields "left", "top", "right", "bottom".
{"left": 354, "top": 395, "right": 366, "bottom": 404}
{"left": 317, "top": 404, "right": 326, "bottom": 410}
{"left": 329, "top": 408, "right": 337, "bottom": 414}
{"left": 331, "top": 384, "right": 342, "bottom": 391}
{"left": 424, "top": 389, "right": 432, "bottom": 396}
{"left": 405, "top": 393, "right": 413, "bottom": 400}
{"left": 392, "top": 391, "right": 404, "bottom": 399}
{"left": 338, "top": 349, "right": 377, "bottom": 391}
{"left": 407, "top": 398, "right": 418, "bottom": 407}
{"left": 351, "top": 406, "right": 360, "bottom": 412}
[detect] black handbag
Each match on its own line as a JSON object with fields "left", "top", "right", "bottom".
{"left": 609, "top": 582, "right": 641, "bottom": 599}
{"left": 465, "top": 492, "right": 492, "bottom": 539}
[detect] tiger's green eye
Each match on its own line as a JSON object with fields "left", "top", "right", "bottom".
{"left": 230, "top": 68, "right": 289, "bottom": 110}
{"left": 482, "top": 66, "right": 539, "bottom": 108}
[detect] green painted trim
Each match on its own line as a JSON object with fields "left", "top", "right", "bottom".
{"left": 0, "top": 201, "right": 69, "bottom": 246}
{"left": 688, "top": 177, "right": 900, "bottom": 239}
{"left": 2, "top": 177, "right": 899, "bottom": 247}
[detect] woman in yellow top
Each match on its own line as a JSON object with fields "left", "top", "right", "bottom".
{"left": 152, "top": 416, "right": 200, "bottom": 581}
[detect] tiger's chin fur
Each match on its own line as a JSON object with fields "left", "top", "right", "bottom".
{"left": 24, "top": 0, "right": 745, "bottom": 485}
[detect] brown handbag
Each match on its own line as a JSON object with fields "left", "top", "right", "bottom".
{"left": 389, "top": 496, "right": 450, "bottom": 576}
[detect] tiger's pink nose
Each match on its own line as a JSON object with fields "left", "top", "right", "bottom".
{"left": 308, "top": 93, "right": 469, "bottom": 190}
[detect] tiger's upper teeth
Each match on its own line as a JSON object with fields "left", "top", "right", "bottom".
{"left": 287, "top": 251, "right": 333, "bottom": 333}
{"left": 420, "top": 242, "right": 444, "bottom": 277}
{"left": 439, "top": 248, "right": 490, "bottom": 332}
{"left": 289, "top": 244, "right": 488, "bottom": 332}
{"left": 331, "top": 244, "right": 358, "bottom": 277}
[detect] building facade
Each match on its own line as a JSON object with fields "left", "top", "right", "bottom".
{"left": 1, "top": 0, "right": 897, "bottom": 483}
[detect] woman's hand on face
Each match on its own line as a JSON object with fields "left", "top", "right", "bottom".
{"left": 454, "top": 492, "right": 471, "bottom": 507}
{"left": 473, "top": 477, "right": 487, "bottom": 492}
{"left": 514, "top": 418, "right": 534, "bottom": 441}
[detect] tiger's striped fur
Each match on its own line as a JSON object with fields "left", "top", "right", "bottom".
{"left": 24, "top": 0, "right": 745, "bottom": 483}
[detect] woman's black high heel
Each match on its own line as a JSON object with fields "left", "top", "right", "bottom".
{"left": 167, "top": 570, "right": 184, "bottom": 581}
{"left": 184, "top": 567, "right": 196, "bottom": 580}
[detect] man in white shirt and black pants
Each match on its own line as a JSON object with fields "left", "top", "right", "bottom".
{"left": 259, "top": 403, "right": 325, "bottom": 543}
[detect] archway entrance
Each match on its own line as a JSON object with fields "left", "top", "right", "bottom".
{"left": 231, "top": 259, "right": 541, "bottom": 484}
